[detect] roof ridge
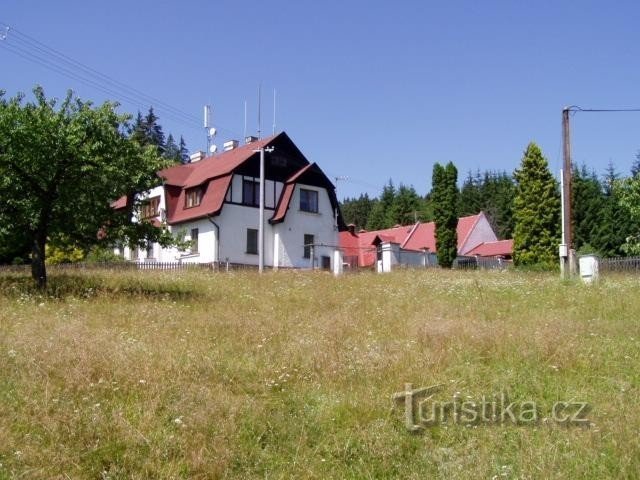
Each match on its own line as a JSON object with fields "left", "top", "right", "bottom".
{"left": 401, "top": 222, "right": 421, "bottom": 249}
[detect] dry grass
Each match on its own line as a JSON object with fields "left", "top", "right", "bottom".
{"left": 0, "top": 269, "right": 639, "bottom": 479}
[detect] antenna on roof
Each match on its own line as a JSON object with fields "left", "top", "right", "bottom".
{"left": 272, "top": 89, "right": 276, "bottom": 135}
{"left": 257, "top": 84, "right": 262, "bottom": 139}
{"left": 204, "top": 105, "right": 217, "bottom": 155}
{"left": 243, "top": 100, "right": 247, "bottom": 140}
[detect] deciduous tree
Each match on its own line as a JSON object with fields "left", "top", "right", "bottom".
{"left": 0, "top": 87, "right": 175, "bottom": 287}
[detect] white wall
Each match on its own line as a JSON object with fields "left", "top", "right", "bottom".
{"left": 215, "top": 202, "right": 275, "bottom": 266}
{"left": 274, "top": 184, "right": 338, "bottom": 269}
{"left": 116, "top": 180, "right": 338, "bottom": 270}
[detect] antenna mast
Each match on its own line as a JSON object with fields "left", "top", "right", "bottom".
{"left": 257, "top": 84, "right": 262, "bottom": 139}
{"left": 273, "top": 89, "right": 277, "bottom": 135}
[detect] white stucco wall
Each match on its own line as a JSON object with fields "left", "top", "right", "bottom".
{"left": 274, "top": 184, "right": 338, "bottom": 269}
{"left": 115, "top": 180, "right": 338, "bottom": 270}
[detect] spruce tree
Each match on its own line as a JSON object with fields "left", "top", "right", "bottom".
{"left": 366, "top": 180, "right": 396, "bottom": 230}
{"left": 512, "top": 143, "right": 560, "bottom": 267}
{"left": 432, "top": 162, "right": 458, "bottom": 268}
{"left": 164, "top": 134, "right": 180, "bottom": 163}
{"left": 340, "top": 193, "right": 375, "bottom": 230}
{"left": 389, "top": 184, "right": 421, "bottom": 225}
{"left": 571, "top": 165, "right": 605, "bottom": 253}
{"left": 459, "top": 170, "right": 482, "bottom": 216}
{"left": 178, "top": 136, "right": 189, "bottom": 163}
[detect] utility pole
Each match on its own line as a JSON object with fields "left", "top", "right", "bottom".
{"left": 561, "top": 107, "right": 573, "bottom": 278}
{"left": 254, "top": 145, "right": 274, "bottom": 273}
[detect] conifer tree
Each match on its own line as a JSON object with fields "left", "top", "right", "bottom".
{"left": 512, "top": 143, "right": 560, "bottom": 267}
{"left": 389, "top": 184, "right": 421, "bottom": 225}
{"left": 340, "top": 193, "right": 376, "bottom": 230}
{"left": 571, "top": 165, "right": 605, "bottom": 253}
{"left": 178, "top": 136, "right": 189, "bottom": 163}
{"left": 164, "top": 134, "right": 180, "bottom": 163}
{"left": 366, "top": 180, "right": 396, "bottom": 230}
{"left": 432, "top": 162, "right": 458, "bottom": 268}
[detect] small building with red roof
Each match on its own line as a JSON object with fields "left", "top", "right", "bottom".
{"left": 339, "top": 212, "right": 512, "bottom": 268}
{"left": 114, "top": 132, "right": 346, "bottom": 268}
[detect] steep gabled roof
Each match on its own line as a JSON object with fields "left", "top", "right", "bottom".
{"left": 159, "top": 135, "right": 276, "bottom": 187}
{"left": 338, "top": 213, "right": 498, "bottom": 266}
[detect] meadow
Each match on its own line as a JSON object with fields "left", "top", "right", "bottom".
{"left": 0, "top": 268, "right": 639, "bottom": 479}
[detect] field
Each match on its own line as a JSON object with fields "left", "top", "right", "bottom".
{"left": 0, "top": 268, "right": 639, "bottom": 479}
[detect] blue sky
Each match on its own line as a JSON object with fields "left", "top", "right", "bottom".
{"left": 2, "top": 1, "right": 640, "bottom": 199}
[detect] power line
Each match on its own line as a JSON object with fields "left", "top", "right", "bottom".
{"left": 0, "top": 22, "right": 244, "bottom": 138}
{"left": 566, "top": 106, "right": 640, "bottom": 114}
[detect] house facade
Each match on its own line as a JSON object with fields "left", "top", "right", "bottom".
{"left": 115, "top": 132, "right": 346, "bottom": 269}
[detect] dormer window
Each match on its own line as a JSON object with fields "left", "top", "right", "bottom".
{"left": 185, "top": 187, "right": 202, "bottom": 208}
{"left": 141, "top": 196, "right": 160, "bottom": 218}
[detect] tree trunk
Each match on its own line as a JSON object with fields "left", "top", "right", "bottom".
{"left": 31, "top": 233, "right": 47, "bottom": 289}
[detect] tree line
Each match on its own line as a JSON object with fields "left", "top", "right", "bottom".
{"left": 341, "top": 143, "right": 640, "bottom": 268}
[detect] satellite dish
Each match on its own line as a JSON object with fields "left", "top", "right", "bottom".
{"left": 209, "top": 144, "right": 218, "bottom": 154}
{"left": 209, "top": 127, "right": 217, "bottom": 137}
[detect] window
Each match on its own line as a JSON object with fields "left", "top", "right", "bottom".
{"left": 303, "top": 234, "right": 314, "bottom": 259}
{"left": 185, "top": 188, "right": 202, "bottom": 208}
{"left": 300, "top": 189, "right": 319, "bottom": 213}
{"left": 190, "top": 228, "right": 199, "bottom": 254}
{"left": 246, "top": 228, "right": 258, "bottom": 255}
{"left": 242, "top": 179, "right": 260, "bottom": 206}
{"left": 141, "top": 196, "right": 160, "bottom": 218}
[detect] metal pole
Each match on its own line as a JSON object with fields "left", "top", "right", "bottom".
{"left": 562, "top": 108, "right": 572, "bottom": 276}
{"left": 258, "top": 147, "right": 265, "bottom": 273}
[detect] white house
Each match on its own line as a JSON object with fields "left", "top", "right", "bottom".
{"left": 114, "top": 132, "right": 346, "bottom": 269}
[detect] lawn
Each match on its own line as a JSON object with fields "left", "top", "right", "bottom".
{"left": 0, "top": 268, "right": 639, "bottom": 479}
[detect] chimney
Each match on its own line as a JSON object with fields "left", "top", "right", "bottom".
{"left": 223, "top": 140, "right": 239, "bottom": 151}
{"left": 347, "top": 224, "right": 356, "bottom": 235}
{"left": 189, "top": 151, "right": 205, "bottom": 163}
{"left": 245, "top": 135, "right": 259, "bottom": 144}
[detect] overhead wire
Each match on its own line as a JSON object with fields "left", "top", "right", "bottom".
{"left": 0, "top": 22, "right": 244, "bottom": 138}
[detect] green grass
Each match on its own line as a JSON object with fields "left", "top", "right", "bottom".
{"left": 0, "top": 269, "right": 639, "bottom": 479}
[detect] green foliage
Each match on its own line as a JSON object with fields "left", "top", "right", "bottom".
{"left": 615, "top": 173, "right": 640, "bottom": 255}
{"left": 389, "top": 184, "right": 421, "bottom": 225}
{"left": 572, "top": 165, "right": 603, "bottom": 253}
{"left": 512, "top": 143, "right": 560, "bottom": 268}
{"left": 586, "top": 163, "right": 633, "bottom": 257}
{"left": 432, "top": 162, "right": 458, "bottom": 268}
{"left": 163, "top": 133, "right": 181, "bottom": 163}
{"left": 366, "top": 180, "right": 396, "bottom": 230}
{"left": 85, "top": 246, "right": 127, "bottom": 263}
{"left": 45, "top": 242, "right": 85, "bottom": 265}
{"left": 0, "top": 87, "right": 176, "bottom": 286}
{"left": 340, "top": 194, "right": 376, "bottom": 231}
{"left": 459, "top": 170, "right": 515, "bottom": 239}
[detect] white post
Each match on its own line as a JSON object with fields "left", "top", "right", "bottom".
{"left": 333, "top": 249, "right": 343, "bottom": 276}
{"left": 258, "top": 147, "right": 265, "bottom": 273}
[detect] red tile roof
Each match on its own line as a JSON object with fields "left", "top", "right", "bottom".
{"left": 159, "top": 135, "right": 275, "bottom": 187}
{"left": 111, "top": 195, "right": 129, "bottom": 210}
{"left": 270, "top": 183, "right": 295, "bottom": 224}
{"left": 338, "top": 213, "right": 501, "bottom": 267}
{"left": 466, "top": 239, "right": 514, "bottom": 257}
{"left": 166, "top": 174, "right": 232, "bottom": 224}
